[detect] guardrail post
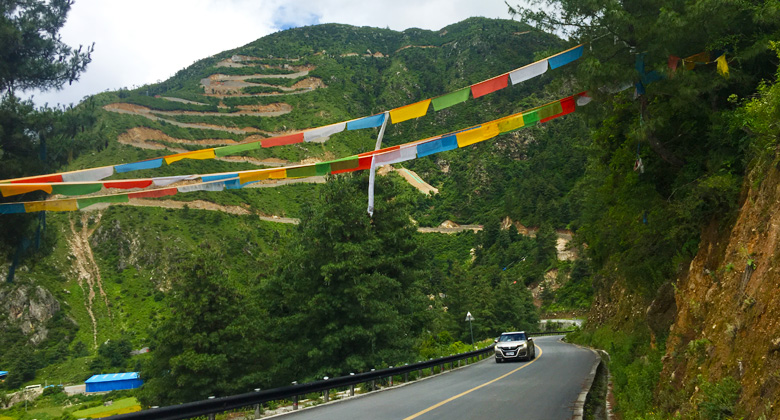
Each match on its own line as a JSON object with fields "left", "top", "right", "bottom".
{"left": 418, "top": 361, "right": 422, "bottom": 378}
{"left": 370, "top": 369, "right": 376, "bottom": 391}
{"left": 254, "top": 388, "right": 261, "bottom": 418}
{"left": 388, "top": 368, "right": 393, "bottom": 386}
{"left": 292, "top": 382, "right": 298, "bottom": 410}
{"left": 207, "top": 396, "right": 215, "bottom": 420}
{"left": 323, "top": 377, "right": 329, "bottom": 402}
{"left": 349, "top": 373, "right": 355, "bottom": 396}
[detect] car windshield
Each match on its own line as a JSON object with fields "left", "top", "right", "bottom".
{"left": 498, "top": 333, "right": 526, "bottom": 342}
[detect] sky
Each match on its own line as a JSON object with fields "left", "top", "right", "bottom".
{"left": 26, "top": 0, "right": 522, "bottom": 108}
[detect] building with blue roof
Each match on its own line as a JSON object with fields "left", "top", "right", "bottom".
{"left": 85, "top": 372, "right": 142, "bottom": 393}
{"left": 0, "top": 371, "right": 7, "bottom": 380}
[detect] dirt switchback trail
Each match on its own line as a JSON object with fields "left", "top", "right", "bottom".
{"left": 68, "top": 212, "right": 110, "bottom": 349}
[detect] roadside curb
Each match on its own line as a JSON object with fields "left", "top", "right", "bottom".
{"left": 572, "top": 347, "right": 601, "bottom": 420}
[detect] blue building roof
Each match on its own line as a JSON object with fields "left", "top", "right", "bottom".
{"left": 85, "top": 372, "right": 140, "bottom": 383}
{"left": 0, "top": 371, "right": 7, "bottom": 376}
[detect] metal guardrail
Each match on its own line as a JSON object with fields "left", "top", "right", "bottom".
{"left": 110, "top": 344, "right": 496, "bottom": 420}
{"left": 528, "top": 330, "right": 574, "bottom": 337}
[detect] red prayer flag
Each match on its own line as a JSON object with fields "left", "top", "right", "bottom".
{"left": 358, "top": 145, "right": 401, "bottom": 158}
{"left": 261, "top": 132, "right": 304, "bottom": 148}
{"left": 471, "top": 74, "right": 509, "bottom": 99}
{"left": 10, "top": 174, "right": 63, "bottom": 184}
{"left": 128, "top": 188, "right": 178, "bottom": 199}
{"left": 668, "top": 56, "right": 681, "bottom": 73}
{"left": 103, "top": 180, "right": 153, "bottom": 189}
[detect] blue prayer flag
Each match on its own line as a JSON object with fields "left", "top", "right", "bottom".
{"left": 347, "top": 114, "right": 386, "bottom": 130}
{"left": 549, "top": 45, "right": 584, "bottom": 69}
{"left": 417, "top": 135, "right": 458, "bottom": 158}
{"left": 202, "top": 173, "right": 238, "bottom": 182}
{"left": 115, "top": 159, "right": 163, "bottom": 173}
{"left": 0, "top": 203, "right": 25, "bottom": 214}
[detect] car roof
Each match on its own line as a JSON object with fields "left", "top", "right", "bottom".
{"left": 500, "top": 331, "right": 526, "bottom": 335}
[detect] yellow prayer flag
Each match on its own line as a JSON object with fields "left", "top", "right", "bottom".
{"left": 164, "top": 149, "right": 216, "bottom": 165}
{"left": 456, "top": 123, "right": 500, "bottom": 148}
{"left": 25, "top": 199, "right": 78, "bottom": 213}
{"left": 268, "top": 169, "right": 287, "bottom": 179}
{"left": 717, "top": 54, "right": 729, "bottom": 78}
{"left": 683, "top": 52, "right": 710, "bottom": 70}
{"left": 0, "top": 184, "right": 53, "bottom": 197}
{"left": 239, "top": 170, "right": 272, "bottom": 184}
{"left": 389, "top": 99, "right": 432, "bottom": 124}
{"left": 497, "top": 114, "right": 525, "bottom": 133}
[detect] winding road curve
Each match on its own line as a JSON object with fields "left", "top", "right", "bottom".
{"left": 276, "top": 336, "right": 597, "bottom": 420}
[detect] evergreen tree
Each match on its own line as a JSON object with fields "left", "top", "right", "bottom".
{"left": 138, "top": 243, "right": 271, "bottom": 406}
{"left": 263, "top": 174, "right": 429, "bottom": 382}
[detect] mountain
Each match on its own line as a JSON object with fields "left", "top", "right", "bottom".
{"left": 0, "top": 17, "right": 588, "bottom": 397}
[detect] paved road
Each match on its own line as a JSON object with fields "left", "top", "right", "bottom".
{"left": 275, "top": 336, "right": 597, "bottom": 420}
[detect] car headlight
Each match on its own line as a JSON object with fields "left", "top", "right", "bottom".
{"left": 519, "top": 343, "right": 526, "bottom": 348}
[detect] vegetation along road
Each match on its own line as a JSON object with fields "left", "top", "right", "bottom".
{"left": 279, "top": 336, "right": 596, "bottom": 420}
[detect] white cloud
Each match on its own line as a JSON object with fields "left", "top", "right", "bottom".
{"left": 25, "top": 0, "right": 519, "bottom": 107}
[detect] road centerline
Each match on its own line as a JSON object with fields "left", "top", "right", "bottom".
{"left": 402, "top": 344, "right": 544, "bottom": 420}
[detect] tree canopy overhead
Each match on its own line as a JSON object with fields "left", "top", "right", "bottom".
{"left": 0, "top": 0, "right": 93, "bottom": 94}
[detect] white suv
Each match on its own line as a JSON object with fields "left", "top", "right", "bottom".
{"left": 494, "top": 331, "right": 535, "bottom": 363}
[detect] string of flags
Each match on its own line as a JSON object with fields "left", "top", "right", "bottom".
{"left": 0, "top": 45, "right": 584, "bottom": 186}
{"left": 0, "top": 92, "right": 590, "bottom": 215}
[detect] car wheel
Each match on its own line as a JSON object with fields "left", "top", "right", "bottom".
{"left": 495, "top": 358, "right": 501, "bottom": 363}
{"left": 530, "top": 347, "right": 535, "bottom": 360}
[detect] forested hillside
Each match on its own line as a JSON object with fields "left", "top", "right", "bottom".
{"left": 0, "top": 13, "right": 589, "bottom": 414}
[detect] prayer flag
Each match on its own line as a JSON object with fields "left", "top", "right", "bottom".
{"left": 115, "top": 159, "right": 163, "bottom": 173}
{"left": 717, "top": 54, "right": 729, "bottom": 77}
{"left": 78, "top": 194, "right": 129, "bottom": 209}
{"left": 103, "top": 180, "right": 153, "bottom": 189}
{"left": 25, "top": 199, "right": 78, "bottom": 213}
{"left": 331, "top": 156, "right": 372, "bottom": 174}
{"left": 329, "top": 157, "right": 360, "bottom": 172}
{"left": 9, "top": 174, "right": 62, "bottom": 184}
{"left": 576, "top": 92, "right": 592, "bottom": 106}
{"left": 373, "top": 146, "right": 417, "bottom": 165}
{"left": 510, "top": 60, "right": 548, "bottom": 85}
{"left": 471, "top": 74, "right": 509, "bottom": 98}
{"left": 268, "top": 169, "right": 287, "bottom": 179}
{"left": 0, "top": 203, "right": 25, "bottom": 214}
{"left": 239, "top": 171, "right": 271, "bottom": 184}
{"left": 548, "top": 45, "right": 584, "bottom": 69}
{"left": 347, "top": 114, "right": 386, "bottom": 130}
{"left": 390, "top": 99, "right": 432, "bottom": 123}
{"left": 152, "top": 175, "right": 196, "bottom": 187}
{"left": 668, "top": 55, "right": 681, "bottom": 72}
{"left": 62, "top": 167, "right": 114, "bottom": 182}
{"left": 456, "top": 123, "right": 499, "bottom": 147}
{"left": 201, "top": 174, "right": 238, "bottom": 182}
{"left": 431, "top": 88, "right": 470, "bottom": 111}
{"left": 0, "top": 184, "right": 53, "bottom": 197}
{"left": 304, "top": 123, "right": 346, "bottom": 143}
{"left": 315, "top": 162, "right": 331, "bottom": 176}
{"left": 540, "top": 97, "right": 575, "bottom": 123}
{"left": 522, "top": 110, "right": 540, "bottom": 126}
{"left": 538, "top": 101, "right": 564, "bottom": 121}
{"left": 497, "top": 114, "right": 525, "bottom": 133}
{"left": 51, "top": 184, "right": 103, "bottom": 196}
{"left": 261, "top": 133, "right": 304, "bottom": 148}
{"left": 417, "top": 135, "right": 457, "bottom": 158}
{"left": 287, "top": 166, "right": 317, "bottom": 178}
{"left": 128, "top": 188, "right": 178, "bottom": 199}
{"left": 214, "top": 141, "right": 262, "bottom": 157}
{"left": 164, "top": 149, "right": 216, "bottom": 165}
{"left": 358, "top": 145, "right": 401, "bottom": 158}
{"left": 683, "top": 52, "right": 709, "bottom": 70}
{"left": 177, "top": 182, "right": 225, "bottom": 193}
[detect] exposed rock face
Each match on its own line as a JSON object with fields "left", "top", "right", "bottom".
{"left": 662, "top": 159, "right": 780, "bottom": 417}
{"left": 0, "top": 284, "right": 61, "bottom": 345}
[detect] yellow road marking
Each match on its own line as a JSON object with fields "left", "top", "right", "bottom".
{"left": 403, "top": 344, "right": 544, "bottom": 420}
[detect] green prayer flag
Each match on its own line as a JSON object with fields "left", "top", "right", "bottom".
{"left": 52, "top": 184, "right": 103, "bottom": 196}
{"left": 286, "top": 165, "right": 317, "bottom": 178}
{"left": 522, "top": 110, "right": 540, "bottom": 126}
{"left": 431, "top": 88, "right": 470, "bottom": 111}
{"left": 214, "top": 141, "right": 262, "bottom": 157}
{"left": 77, "top": 194, "right": 130, "bottom": 209}
{"left": 315, "top": 162, "right": 331, "bottom": 176}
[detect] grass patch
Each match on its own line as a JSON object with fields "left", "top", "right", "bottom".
{"left": 72, "top": 397, "right": 140, "bottom": 418}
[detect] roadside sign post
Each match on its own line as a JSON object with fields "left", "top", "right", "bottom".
{"left": 465, "top": 312, "right": 475, "bottom": 346}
